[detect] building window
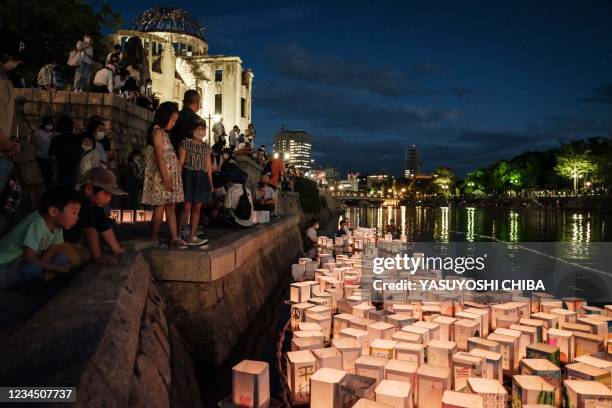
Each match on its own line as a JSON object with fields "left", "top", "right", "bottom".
{"left": 241, "top": 98, "right": 246, "bottom": 118}
{"left": 215, "top": 69, "right": 223, "bottom": 82}
{"left": 215, "top": 94, "right": 222, "bottom": 114}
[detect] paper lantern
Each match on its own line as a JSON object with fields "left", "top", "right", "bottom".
{"left": 563, "top": 380, "right": 612, "bottom": 408}
{"left": 519, "top": 358, "right": 561, "bottom": 406}
{"left": 232, "top": 360, "right": 270, "bottom": 408}
{"left": 512, "top": 375, "right": 555, "bottom": 407}
{"left": 298, "top": 322, "right": 322, "bottom": 332}
{"left": 463, "top": 307, "right": 490, "bottom": 336}
{"left": 519, "top": 318, "right": 545, "bottom": 342}
{"left": 340, "top": 328, "right": 370, "bottom": 355}
{"left": 454, "top": 319, "right": 480, "bottom": 351}
{"left": 487, "top": 332, "right": 518, "bottom": 373}
{"left": 353, "top": 303, "right": 376, "bottom": 318}
{"left": 338, "top": 374, "right": 377, "bottom": 405}
{"left": 144, "top": 210, "right": 153, "bottom": 221}
{"left": 531, "top": 312, "right": 559, "bottom": 341}
{"left": 370, "top": 339, "right": 397, "bottom": 360}
{"left": 549, "top": 308, "right": 576, "bottom": 327}
{"left": 305, "top": 313, "right": 331, "bottom": 341}
{"left": 495, "top": 315, "right": 519, "bottom": 329}
{"left": 547, "top": 328, "right": 574, "bottom": 364}
{"left": 311, "top": 347, "right": 343, "bottom": 371}
{"left": 368, "top": 322, "right": 396, "bottom": 342}
{"left": 526, "top": 342, "right": 560, "bottom": 367}
{"left": 292, "top": 337, "right": 325, "bottom": 351}
{"left": 562, "top": 297, "right": 586, "bottom": 312}
{"left": 494, "top": 327, "right": 525, "bottom": 359}
{"left": 375, "top": 379, "right": 412, "bottom": 408}
{"left": 309, "top": 367, "right": 346, "bottom": 408}
{"left": 350, "top": 317, "right": 376, "bottom": 332}
{"left": 386, "top": 314, "right": 415, "bottom": 329}
{"left": 391, "top": 331, "right": 420, "bottom": 344}
{"left": 565, "top": 362, "right": 610, "bottom": 388}
{"left": 467, "top": 337, "right": 500, "bottom": 353}
{"left": 540, "top": 300, "right": 563, "bottom": 313}
{"left": 333, "top": 313, "right": 357, "bottom": 337}
{"left": 416, "top": 364, "right": 451, "bottom": 408}
{"left": 452, "top": 352, "right": 485, "bottom": 391}
{"left": 580, "top": 305, "right": 605, "bottom": 316}
{"left": 442, "top": 390, "right": 483, "bottom": 408}
{"left": 530, "top": 292, "right": 555, "bottom": 314}
{"left": 331, "top": 338, "right": 361, "bottom": 373}
{"left": 110, "top": 209, "right": 121, "bottom": 223}
{"left": 469, "top": 348, "right": 503, "bottom": 382}
{"left": 352, "top": 398, "right": 393, "bottom": 408}
{"left": 135, "top": 210, "right": 147, "bottom": 222}
{"left": 401, "top": 325, "right": 430, "bottom": 344}
{"left": 290, "top": 282, "right": 312, "bottom": 303}
{"left": 427, "top": 340, "right": 457, "bottom": 368}
{"left": 577, "top": 316, "right": 608, "bottom": 341}
{"left": 457, "top": 310, "right": 485, "bottom": 338}
{"left": 290, "top": 303, "right": 314, "bottom": 331}
{"left": 574, "top": 332, "right": 604, "bottom": 358}
{"left": 291, "top": 263, "right": 306, "bottom": 281}
{"left": 575, "top": 354, "right": 612, "bottom": 384}
{"left": 305, "top": 305, "right": 331, "bottom": 318}
{"left": 509, "top": 324, "right": 538, "bottom": 350}
{"left": 414, "top": 321, "right": 441, "bottom": 341}
{"left": 433, "top": 316, "right": 456, "bottom": 341}
{"left": 355, "top": 355, "right": 386, "bottom": 386}
{"left": 394, "top": 342, "right": 425, "bottom": 365}
{"left": 285, "top": 350, "right": 316, "bottom": 404}
{"left": 467, "top": 378, "right": 507, "bottom": 408}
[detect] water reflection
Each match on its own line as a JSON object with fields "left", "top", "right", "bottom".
{"left": 342, "top": 205, "right": 610, "bottom": 243}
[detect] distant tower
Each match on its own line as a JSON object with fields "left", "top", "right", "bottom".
{"left": 405, "top": 145, "right": 422, "bottom": 178}
{"left": 272, "top": 128, "right": 312, "bottom": 172}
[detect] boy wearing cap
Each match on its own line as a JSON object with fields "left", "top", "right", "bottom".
{"left": 0, "top": 187, "right": 82, "bottom": 290}
{"left": 64, "top": 168, "right": 127, "bottom": 266}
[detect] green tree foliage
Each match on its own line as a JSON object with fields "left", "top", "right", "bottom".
{"left": 0, "top": 0, "right": 122, "bottom": 84}
{"left": 554, "top": 143, "right": 598, "bottom": 191}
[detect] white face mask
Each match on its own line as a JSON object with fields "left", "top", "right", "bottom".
{"left": 195, "top": 129, "right": 206, "bottom": 141}
{"left": 44, "top": 124, "right": 53, "bottom": 131}
{"left": 223, "top": 154, "right": 230, "bottom": 160}
{"left": 81, "top": 143, "right": 93, "bottom": 151}
{"left": 146, "top": 83, "right": 152, "bottom": 89}
{"left": 96, "top": 131, "right": 105, "bottom": 140}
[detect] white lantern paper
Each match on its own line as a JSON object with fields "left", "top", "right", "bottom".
{"left": 416, "top": 364, "right": 451, "bottom": 408}
{"left": 309, "top": 367, "right": 347, "bottom": 408}
{"left": 375, "top": 379, "right": 412, "bottom": 408}
{"left": 312, "top": 347, "right": 343, "bottom": 370}
{"left": 286, "top": 350, "right": 316, "bottom": 404}
{"left": 232, "top": 360, "right": 270, "bottom": 408}
{"left": 452, "top": 352, "right": 485, "bottom": 391}
{"left": 355, "top": 355, "right": 387, "bottom": 386}
{"left": 467, "top": 378, "right": 507, "bottom": 408}
{"left": 427, "top": 340, "right": 457, "bottom": 368}
{"left": 331, "top": 338, "right": 361, "bottom": 373}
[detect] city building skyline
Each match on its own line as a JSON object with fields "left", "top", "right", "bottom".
{"left": 272, "top": 128, "right": 312, "bottom": 172}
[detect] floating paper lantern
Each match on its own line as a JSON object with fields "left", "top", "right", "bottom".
{"left": 494, "top": 328, "right": 525, "bottom": 359}
{"left": 391, "top": 331, "right": 421, "bottom": 344}
{"left": 402, "top": 325, "right": 430, "bottom": 344}
{"left": 416, "top": 364, "right": 451, "bottom": 408}
{"left": 290, "top": 302, "right": 314, "bottom": 331}
{"left": 509, "top": 324, "right": 538, "bottom": 350}
{"left": 231, "top": 360, "right": 270, "bottom": 408}
{"left": 333, "top": 313, "right": 357, "bottom": 337}
{"left": 331, "top": 338, "right": 361, "bottom": 373}
{"left": 340, "top": 327, "right": 370, "bottom": 355}
{"left": 549, "top": 308, "right": 576, "bottom": 327}
{"left": 427, "top": 340, "right": 457, "bottom": 368}
{"left": 574, "top": 332, "right": 604, "bottom": 357}
{"left": 563, "top": 380, "right": 612, "bottom": 408}
{"left": 368, "top": 322, "right": 396, "bottom": 342}
{"left": 565, "top": 362, "right": 611, "bottom": 388}
{"left": 463, "top": 307, "right": 490, "bottom": 336}
{"left": 414, "top": 320, "right": 441, "bottom": 341}
{"left": 562, "top": 297, "right": 587, "bottom": 313}
{"left": 467, "top": 337, "right": 500, "bottom": 353}
{"left": 110, "top": 209, "right": 121, "bottom": 223}
{"left": 547, "top": 328, "right": 575, "bottom": 364}
{"left": 309, "top": 367, "right": 346, "bottom": 408}
{"left": 355, "top": 355, "right": 386, "bottom": 386}
{"left": 338, "top": 374, "right": 377, "bottom": 405}
{"left": 136, "top": 209, "right": 147, "bottom": 222}
{"left": 353, "top": 303, "right": 376, "bottom": 318}
{"left": 530, "top": 292, "right": 555, "bottom": 314}
{"left": 495, "top": 315, "right": 519, "bottom": 329}
{"left": 540, "top": 300, "right": 563, "bottom": 313}
{"left": 530, "top": 312, "right": 559, "bottom": 341}
{"left": 291, "top": 337, "right": 325, "bottom": 351}
{"left": 519, "top": 358, "right": 561, "bottom": 406}
{"left": 519, "top": 318, "right": 544, "bottom": 342}
{"left": 350, "top": 317, "right": 376, "bottom": 332}
{"left": 458, "top": 310, "right": 486, "bottom": 337}
{"left": 469, "top": 348, "right": 503, "bottom": 382}
{"left": 306, "top": 313, "right": 331, "bottom": 341}
{"left": 452, "top": 352, "right": 485, "bottom": 391}
{"left": 441, "top": 390, "right": 484, "bottom": 408}
{"left": 290, "top": 282, "right": 312, "bottom": 303}
{"left": 352, "top": 398, "right": 393, "bottom": 407}
{"left": 433, "top": 316, "right": 456, "bottom": 341}
{"left": 526, "top": 342, "right": 560, "bottom": 367}
{"left": 285, "top": 350, "right": 316, "bottom": 403}
{"left": 512, "top": 375, "right": 555, "bottom": 407}
{"left": 370, "top": 339, "right": 397, "bottom": 360}
{"left": 305, "top": 305, "right": 331, "bottom": 318}
{"left": 394, "top": 342, "right": 425, "bottom": 365}
{"left": 487, "top": 332, "right": 518, "bottom": 373}
{"left": 298, "top": 322, "right": 321, "bottom": 332}
{"left": 375, "top": 379, "right": 412, "bottom": 408}
{"left": 311, "top": 347, "right": 343, "bottom": 370}
{"left": 454, "top": 319, "right": 480, "bottom": 351}
{"left": 467, "top": 378, "right": 507, "bottom": 408}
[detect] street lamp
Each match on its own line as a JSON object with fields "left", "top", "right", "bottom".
{"left": 204, "top": 114, "right": 222, "bottom": 146}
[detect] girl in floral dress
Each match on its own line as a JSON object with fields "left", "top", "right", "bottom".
{"left": 141, "top": 102, "right": 186, "bottom": 248}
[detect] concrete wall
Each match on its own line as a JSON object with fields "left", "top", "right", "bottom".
{"left": 0, "top": 253, "right": 202, "bottom": 407}
{"left": 15, "top": 89, "right": 152, "bottom": 169}
{"left": 143, "top": 216, "right": 302, "bottom": 366}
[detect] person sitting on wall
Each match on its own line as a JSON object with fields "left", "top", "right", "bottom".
{"left": 336, "top": 219, "right": 349, "bottom": 237}
{"left": 91, "top": 55, "right": 119, "bottom": 93}
{"left": 64, "top": 167, "right": 127, "bottom": 266}
{"left": 304, "top": 218, "right": 319, "bottom": 259}
{"left": 253, "top": 175, "right": 276, "bottom": 212}
{"left": 218, "top": 173, "right": 253, "bottom": 229}
{"left": 0, "top": 186, "right": 82, "bottom": 290}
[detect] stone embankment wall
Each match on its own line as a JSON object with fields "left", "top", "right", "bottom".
{"left": 14, "top": 89, "right": 152, "bottom": 167}
{"left": 0, "top": 252, "right": 202, "bottom": 407}
{"left": 144, "top": 216, "right": 302, "bottom": 366}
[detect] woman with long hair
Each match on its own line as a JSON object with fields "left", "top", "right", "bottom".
{"left": 141, "top": 102, "right": 186, "bottom": 248}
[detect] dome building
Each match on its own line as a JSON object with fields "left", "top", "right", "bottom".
{"left": 109, "top": 7, "right": 254, "bottom": 141}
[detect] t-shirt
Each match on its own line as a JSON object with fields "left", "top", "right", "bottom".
{"left": 224, "top": 183, "right": 253, "bottom": 227}
{"left": 63, "top": 197, "right": 112, "bottom": 243}
{"left": 170, "top": 107, "right": 201, "bottom": 153}
{"left": 0, "top": 212, "right": 63, "bottom": 265}
{"left": 306, "top": 227, "right": 317, "bottom": 244}
{"left": 33, "top": 129, "right": 54, "bottom": 159}
{"left": 255, "top": 185, "right": 275, "bottom": 201}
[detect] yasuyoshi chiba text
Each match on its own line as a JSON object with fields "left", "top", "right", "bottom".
{"left": 372, "top": 279, "right": 546, "bottom": 291}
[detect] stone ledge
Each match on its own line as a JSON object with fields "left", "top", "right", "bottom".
{"left": 144, "top": 215, "right": 299, "bottom": 283}
{"left": 0, "top": 252, "right": 150, "bottom": 406}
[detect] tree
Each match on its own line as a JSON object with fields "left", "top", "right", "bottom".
{"left": 554, "top": 145, "right": 598, "bottom": 192}
{"left": 0, "top": 0, "right": 122, "bottom": 85}
{"left": 433, "top": 166, "right": 455, "bottom": 196}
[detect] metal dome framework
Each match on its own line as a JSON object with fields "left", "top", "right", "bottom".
{"left": 130, "top": 7, "right": 206, "bottom": 40}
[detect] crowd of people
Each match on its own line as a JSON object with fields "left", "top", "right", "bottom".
{"left": 0, "top": 32, "right": 287, "bottom": 291}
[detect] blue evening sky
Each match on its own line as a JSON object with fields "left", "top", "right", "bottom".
{"left": 108, "top": 0, "right": 612, "bottom": 176}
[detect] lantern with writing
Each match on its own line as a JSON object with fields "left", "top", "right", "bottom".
{"left": 286, "top": 350, "right": 316, "bottom": 404}
{"left": 232, "top": 360, "right": 270, "bottom": 408}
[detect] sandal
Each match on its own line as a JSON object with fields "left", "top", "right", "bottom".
{"left": 171, "top": 238, "right": 188, "bottom": 249}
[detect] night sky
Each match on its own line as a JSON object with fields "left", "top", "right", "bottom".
{"left": 109, "top": 0, "right": 612, "bottom": 177}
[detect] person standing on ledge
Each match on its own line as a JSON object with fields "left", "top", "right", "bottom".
{"left": 170, "top": 89, "right": 202, "bottom": 154}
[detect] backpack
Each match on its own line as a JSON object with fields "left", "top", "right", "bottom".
{"left": 234, "top": 185, "right": 252, "bottom": 220}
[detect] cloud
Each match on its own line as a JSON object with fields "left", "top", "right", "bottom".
{"left": 413, "top": 63, "right": 445, "bottom": 75}
{"left": 578, "top": 84, "right": 612, "bottom": 105}
{"left": 256, "top": 80, "right": 459, "bottom": 133}
{"left": 205, "top": 4, "right": 313, "bottom": 34}
{"left": 266, "top": 43, "right": 414, "bottom": 97}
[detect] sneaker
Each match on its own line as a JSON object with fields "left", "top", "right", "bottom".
{"left": 171, "top": 238, "right": 189, "bottom": 249}
{"left": 186, "top": 236, "right": 207, "bottom": 246}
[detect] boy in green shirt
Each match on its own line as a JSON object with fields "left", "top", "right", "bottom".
{"left": 0, "top": 186, "right": 82, "bottom": 290}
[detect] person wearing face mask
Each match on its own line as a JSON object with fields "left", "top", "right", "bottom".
{"left": 32, "top": 116, "right": 56, "bottom": 187}
{"left": 170, "top": 90, "right": 202, "bottom": 153}
{"left": 79, "top": 116, "right": 110, "bottom": 168}
{"left": 0, "top": 30, "right": 24, "bottom": 198}
{"left": 78, "top": 134, "right": 100, "bottom": 179}
{"left": 177, "top": 119, "right": 212, "bottom": 246}
{"left": 37, "top": 61, "right": 59, "bottom": 90}
{"left": 74, "top": 34, "right": 94, "bottom": 92}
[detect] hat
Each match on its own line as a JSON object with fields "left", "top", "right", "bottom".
{"left": 81, "top": 167, "right": 127, "bottom": 196}
{"left": 0, "top": 30, "right": 25, "bottom": 61}
{"left": 260, "top": 175, "right": 270, "bottom": 184}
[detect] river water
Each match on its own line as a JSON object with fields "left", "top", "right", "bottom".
{"left": 207, "top": 205, "right": 611, "bottom": 406}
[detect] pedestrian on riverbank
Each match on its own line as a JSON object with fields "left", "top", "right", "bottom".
{"left": 32, "top": 116, "right": 56, "bottom": 187}
{"left": 177, "top": 118, "right": 212, "bottom": 246}
{"left": 73, "top": 34, "right": 94, "bottom": 92}
{"left": 305, "top": 218, "right": 319, "bottom": 259}
{"left": 141, "top": 102, "right": 186, "bottom": 248}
